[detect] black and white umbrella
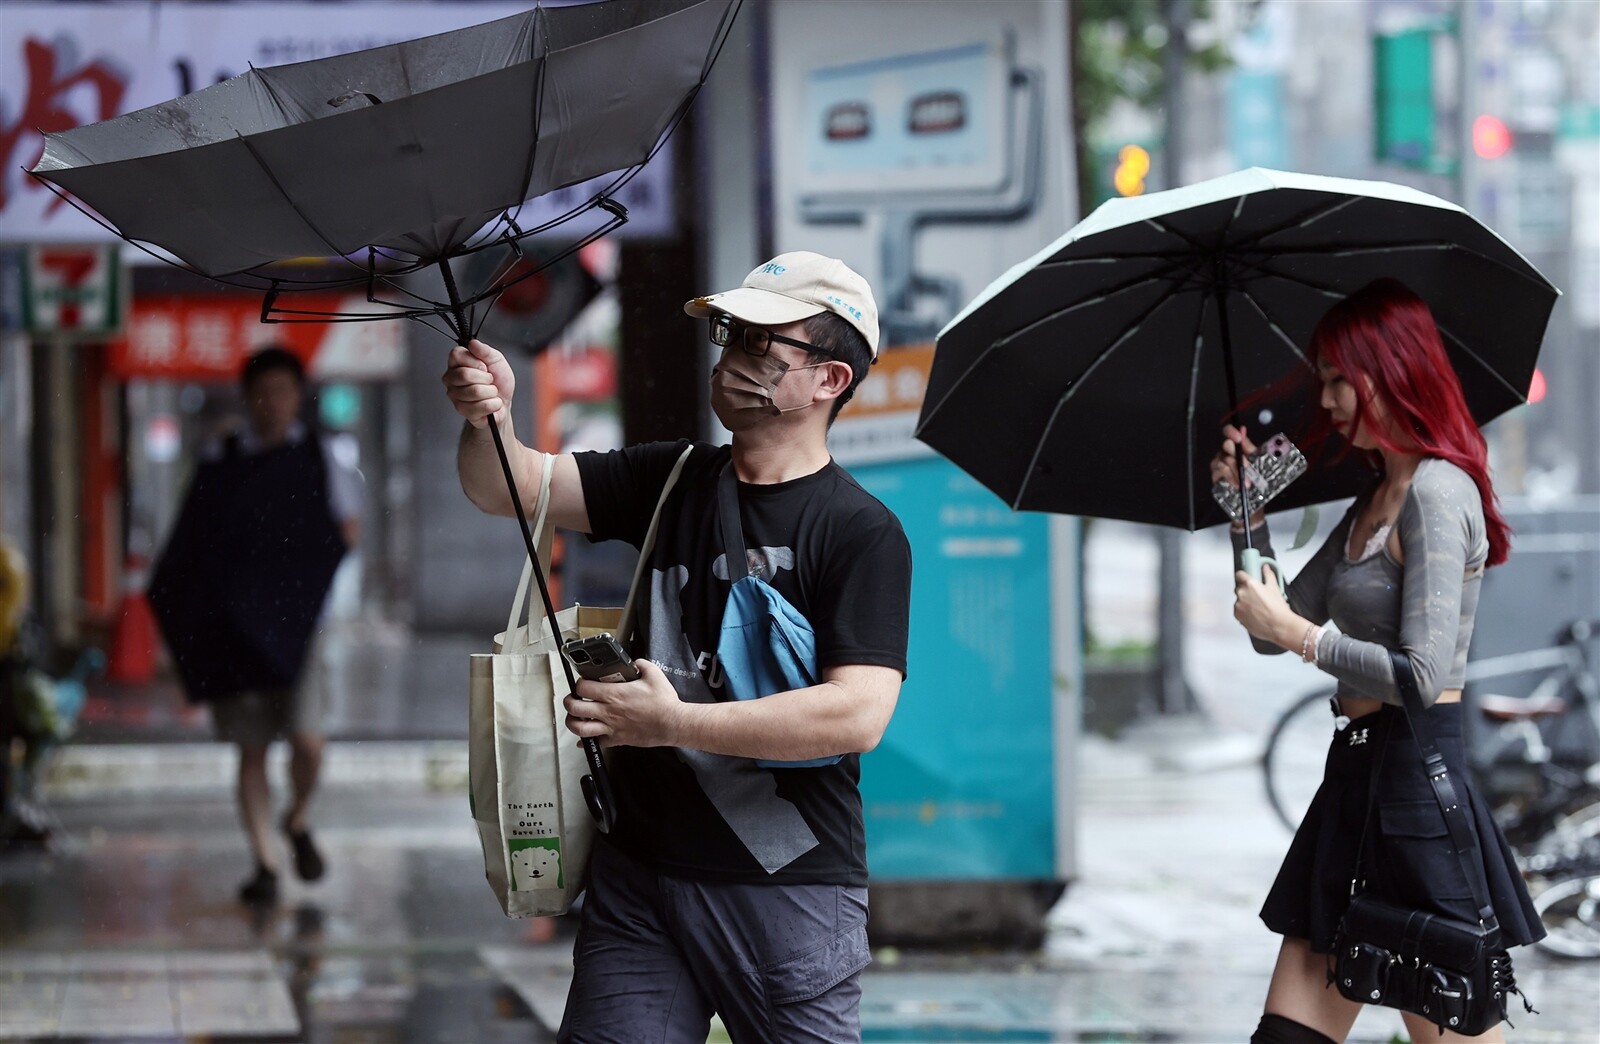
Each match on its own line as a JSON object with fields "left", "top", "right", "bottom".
{"left": 915, "top": 167, "right": 1560, "bottom": 531}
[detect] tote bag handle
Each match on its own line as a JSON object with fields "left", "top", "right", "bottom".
{"left": 504, "top": 453, "right": 558, "bottom": 644}
{"left": 503, "top": 446, "right": 694, "bottom": 648}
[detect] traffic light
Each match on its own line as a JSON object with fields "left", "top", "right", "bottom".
{"left": 1114, "top": 144, "right": 1150, "bottom": 197}
{"left": 1372, "top": 21, "right": 1457, "bottom": 175}
{"left": 1472, "top": 114, "right": 1512, "bottom": 159}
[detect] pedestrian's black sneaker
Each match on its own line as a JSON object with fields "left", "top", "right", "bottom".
{"left": 238, "top": 864, "right": 278, "bottom": 907}
{"left": 283, "top": 822, "right": 325, "bottom": 882}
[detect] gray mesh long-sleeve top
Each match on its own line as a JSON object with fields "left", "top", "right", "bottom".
{"left": 1232, "top": 458, "right": 1488, "bottom": 707}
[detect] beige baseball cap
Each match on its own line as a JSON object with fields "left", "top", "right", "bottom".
{"left": 684, "top": 251, "right": 879, "bottom": 359}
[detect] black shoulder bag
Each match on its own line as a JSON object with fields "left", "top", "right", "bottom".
{"left": 1330, "top": 651, "right": 1533, "bottom": 1036}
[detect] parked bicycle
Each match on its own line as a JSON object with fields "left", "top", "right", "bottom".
{"left": 1261, "top": 620, "right": 1600, "bottom": 957}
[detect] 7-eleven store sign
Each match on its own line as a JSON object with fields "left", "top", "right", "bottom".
{"left": 21, "top": 244, "right": 126, "bottom": 338}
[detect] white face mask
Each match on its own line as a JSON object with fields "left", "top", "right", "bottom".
{"left": 709, "top": 347, "right": 825, "bottom": 431}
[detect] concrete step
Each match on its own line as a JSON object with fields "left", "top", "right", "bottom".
{"left": 37, "top": 740, "right": 468, "bottom": 800}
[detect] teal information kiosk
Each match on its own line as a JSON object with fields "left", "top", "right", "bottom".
{"left": 850, "top": 453, "right": 1073, "bottom": 886}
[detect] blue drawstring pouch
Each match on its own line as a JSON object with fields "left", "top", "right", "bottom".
{"left": 715, "top": 462, "right": 840, "bottom": 769}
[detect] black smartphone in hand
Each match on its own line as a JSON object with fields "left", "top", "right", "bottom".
{"left": 563, "top": 633, "right": 641, "bottom": 683}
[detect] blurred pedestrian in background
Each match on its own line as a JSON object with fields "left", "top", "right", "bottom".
{"left": 1214, "top": 280, "right": 1542, "bottom": 1043}
{"left": 151, "top": 347, "right": 361, "bottom": 908}
{"left": 0, "top": 539, "right": 54, "bottom": 847}
{"left": 444, "top": 252, "right": 911, "bottom": 1044}
{"left": 0, "top": 537, "right": 92, "bottom": 850}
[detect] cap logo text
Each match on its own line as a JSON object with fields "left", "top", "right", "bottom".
{"left": 759, "top": 263, "right": 787, "bottom": 276}
{"left": 826, "top": 294, "right": 862, "bottom": 321}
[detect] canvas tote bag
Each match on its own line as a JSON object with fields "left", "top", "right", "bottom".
{"left": 468, "top": 447, "right": 692, "bottom": 917}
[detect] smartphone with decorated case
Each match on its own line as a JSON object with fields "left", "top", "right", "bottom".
{"left": 1211, "top": 432, "right": 1307, "bottom": 523}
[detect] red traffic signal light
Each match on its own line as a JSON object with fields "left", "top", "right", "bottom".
{"left": 1472, "top": 115, "right": 1512, "bottom": 159}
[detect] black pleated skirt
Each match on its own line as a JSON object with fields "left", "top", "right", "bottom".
{"left": 1260, "top": 702, "right": 1545, "bottom": 953}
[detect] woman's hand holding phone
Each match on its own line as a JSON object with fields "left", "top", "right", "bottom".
{"left": 1210, "top": 424, "right": 1266, "bottom": 529}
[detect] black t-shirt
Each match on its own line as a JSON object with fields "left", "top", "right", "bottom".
{"left": 573, "top": 440, "right": 912, "bottom": 885}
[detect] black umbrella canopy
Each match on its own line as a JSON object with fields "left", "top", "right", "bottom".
{"left": 30, "top": 0, "right": 735, "bottom": 277}
{"left": 916, "top": 168, "right": 1560, "bottom": 530}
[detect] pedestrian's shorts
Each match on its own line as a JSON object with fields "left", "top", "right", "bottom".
{"left": 209, "top": 630, "right": 330, "bottom": 745}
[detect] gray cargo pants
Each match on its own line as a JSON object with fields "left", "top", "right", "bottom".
{"left": 556, "top": 840, "right": 871, "bottom": 1043}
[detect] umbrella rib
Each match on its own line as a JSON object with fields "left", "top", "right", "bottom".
{"left": 508, "top": 6, "right": 552, "bottom": 230}
{"left": 593, "top": 0, "right": 743, "bottom": 205}
{"left": 1237, "top": 196, "right": 1366, "bottom": 249}
{"left": 234, "top": 132, "right": 385, "bottom": 283}
{"left": 1012, "top": 281, "right": 1190, "bottom": 509}
{"left": 1252, "top": 242, "right": 1557, "bottom": 290}
{"left": 919, "top": 257, "right": 1195, "bottom": 431}
{"left": 1233, "top": 287, "right": 1314, "bottom": 367}
{"left": 1231, "top": 261, "right": 1346, "bottom": 300}
{"left": 466, "top": 209, "right": 626, "bottom": 340}
{"left": 1184, "top": 293, "right": 1212, "bottom": 531}
{"left": 1144, "top": 214, "right": 1215, "bottom": 255}
{"left": 25, "top": 169, "right": 395, "bottom": 291}
{"left": 1436, "top": 320, "right": 1528, "bottom": 404}
{"left": 1035, "top": 250, "right": 1217, "bottom": 269}
{"left": 501, "top": 2, "right": 739, "bottom": 251}
{"left": 1141, "top": 190, "right": 1257, "bottom": 257}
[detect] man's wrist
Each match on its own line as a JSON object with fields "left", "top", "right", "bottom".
{"left": 664, "top": 699, "right": 703, "bottom": 750}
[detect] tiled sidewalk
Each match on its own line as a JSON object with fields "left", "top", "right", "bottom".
{"left": 0, "top": 951, "right": 297, "bottom": 1039}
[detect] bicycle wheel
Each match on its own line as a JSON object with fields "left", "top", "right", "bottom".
{"left": 1524, "top": 788, "right": 1600, "bottom": 875}
{"left": 1531, "top": 872, "right": 1600, "bottom": 959}
{"left": 1263, "top": 688, "right": 1337, "bottom": 832}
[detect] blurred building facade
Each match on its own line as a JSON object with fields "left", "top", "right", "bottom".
{"left": 1099, "top": 0, "right": 1599, "bottom": 497}
{"left": 3, "top": 0, "right": 1595, "bottom": 658}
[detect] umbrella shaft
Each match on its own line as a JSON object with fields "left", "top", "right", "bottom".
{"left": 437, "top": 256, "right": 614, "bottom": 831}
{"left": 1213, "top": 281, "right": 1253, "bottom": 552}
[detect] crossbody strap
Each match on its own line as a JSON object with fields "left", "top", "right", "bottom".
{"left": 616, "top": 445, "right": 695, "bottom": 644}
{"left": 716, "top": 459, "right": 752, "bottom": 584}
{"left": 1350, "top": 709, "right": 1394, "bottom": 895}
{"left": 1388, "top": 650, "right": 1500, "bottom": 935}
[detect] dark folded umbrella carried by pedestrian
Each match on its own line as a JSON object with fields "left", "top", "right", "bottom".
{"left": 915, "top": 167, "right": 1559, "bottom": 533}
{"left": 149, "top": 442, "right": 348, "bottom": 702}
{"left": 31, "top": 0, "right": 742, "bottom": 832}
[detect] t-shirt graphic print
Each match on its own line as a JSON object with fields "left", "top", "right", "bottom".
{"left": 574, "top": 441, "right": 911, "bottom": 885}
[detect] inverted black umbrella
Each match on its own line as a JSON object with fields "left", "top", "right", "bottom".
{"left": 915, "top": 167, "right": 1559, "bottom": 535}
{"left": 31, "top": 0, "right": 742, "bottom": 832}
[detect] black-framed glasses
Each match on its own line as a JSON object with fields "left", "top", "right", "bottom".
{"left": 709, "top": 314, "right": 832, "bottom": 359}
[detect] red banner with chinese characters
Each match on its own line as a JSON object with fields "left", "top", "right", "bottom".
{"left": 108, "top": 293, "right": 405, "bottom": 381}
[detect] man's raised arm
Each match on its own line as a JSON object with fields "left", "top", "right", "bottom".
{"left": 442, "top": 339, "right": 591, "bottom": 533}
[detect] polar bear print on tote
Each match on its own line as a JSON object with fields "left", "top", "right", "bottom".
{"left": 511, "top": 843, "right": 562, "bottom": 890}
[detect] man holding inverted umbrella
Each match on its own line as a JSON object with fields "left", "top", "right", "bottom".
{"left": 445, "top": 251, "right": 911, "bottom": 1042}
{"left": 28, "top": 2, "right": 909, "bottom": 1038}
{"left": 919, "top": 168, "right": 1556, "bottom": 1042}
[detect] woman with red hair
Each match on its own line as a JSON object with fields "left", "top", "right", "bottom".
{"left": 1212, "top": 279, "right": 1542, "bottom": 1043}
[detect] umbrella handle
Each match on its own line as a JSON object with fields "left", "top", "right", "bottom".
{"left": 581, "top": 763, "right": 617, "bottom": 834}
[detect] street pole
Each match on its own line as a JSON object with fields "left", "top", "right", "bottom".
{"left": 1156, "top": 0, "right": 1194, "bottom": 715}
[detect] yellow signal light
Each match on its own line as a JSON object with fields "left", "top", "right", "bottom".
{"left": 1114, "top": 144, "right": 1150, "bottom": 197}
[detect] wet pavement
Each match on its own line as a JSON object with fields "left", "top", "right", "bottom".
{"left": 2, "top": 523, "right": 1595, "bottom": 1041}
{"left": 5, "top": 736, "right": 1597, "bottom": 1042}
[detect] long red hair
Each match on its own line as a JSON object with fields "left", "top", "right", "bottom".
{"left": 1310, "top": 278, "right": 1512, "bottom": 567}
